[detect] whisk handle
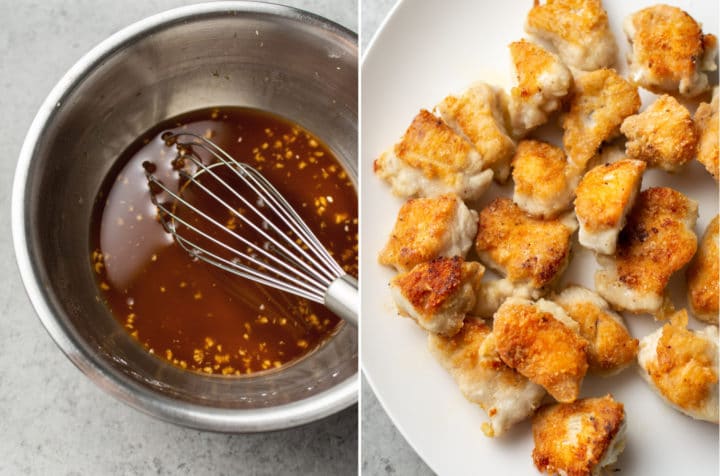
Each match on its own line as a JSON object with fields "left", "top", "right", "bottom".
{"left": 324, "top": 275, "right": 358, "bottom": 327}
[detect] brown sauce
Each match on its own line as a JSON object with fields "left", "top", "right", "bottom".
{"left": 90, "top": 107, "right": 357, "bottom": 375}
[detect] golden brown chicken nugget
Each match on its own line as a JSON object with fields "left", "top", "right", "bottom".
{"left": 390, "top": 257, "right": 484, "bottom": 336}
{"left": 379, "top": 193, "right": 478, "bottom": 273}
{"left": 562, "top": 69, "right": 640, "bottom": 171}
{"left": 374, "top": 109, "right": 493, "bottom": 200}
{"left": 526, "top": 0, "right": 617, "bottom": 71}
{"left": 554, "top": 286, "right": 638, "bottom": 375}
{"left": 624, "top": 5, "right": 718, "bottom": 97}
{"left": 621, "top": 95, "right": 697, "bottom": 173}
{"left": 595, "top": 187, "right": 697, "bottom": 314}
{"left": 508, "top": 40, "right": 573, "bottom": 137}
{"left": 574, "top": 159, "right": 646, "bottom": 255}
{"left": 638, "top": 310, "right": 718, "bottom": 423}
{"left": 476, "top": 198, "right": 576, "bottom": 289}
{"left": 512, "top": 140, "right": 576, "bottom": 219}
{"left": 494, "top": 298, "right": 588, "bottom": 402}
{"left": 687, "top": 216, "right": 719, "bottom": 324}
{"left": 436, "top": 82, "right": 516, "bottom": 183}
{"left": 694, "top": 90, "right": 719, "bottom": 181}
{"left": 532, "top": 395, "right": 626, "bottom": 476}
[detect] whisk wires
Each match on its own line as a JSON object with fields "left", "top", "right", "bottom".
{"left": 146, "top": 132, "right": 346, "bottom": 304}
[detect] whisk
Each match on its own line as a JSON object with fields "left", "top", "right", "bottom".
{"left": 145, "top": 132, "right": 358, "bottom": 326}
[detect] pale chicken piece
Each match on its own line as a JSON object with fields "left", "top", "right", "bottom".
{"left": 574, "top": 159, "right": 646, "bottom": 255}
{"left": 562, "top": 69, "right": 641, "bottom": 171}
{"left": 694, "top": 89, "right": 719, "bottom": 181}
{"left": 435, "top": 82, "right": 515, "bottom": 183}
{"left": 595, "top": 187, "right": 698, "bottom": 314}
{"left": 637, "top": 310, "right": 719, "bottom": 423}
{"left": 374, "top": 109, "right": 493, "bottom": 200}
{"left": 494, "top": 298, "right": 588, "bottom": 402}
{"left": 390, "top": 257, "right": 485, "bottom": 336}
{"left": 512, "top": 140, "right": 577, "bottom": 219}
{"left": 554, "top": 286, "right": 638, "bottom": 376}
{"left": 428, "top": 318, "right": 546, "bottom": 437}
{"left": 508, "top": 40, "right": 573, "bottom": 137}
{"left": 687, "top": 216, "right": 719, "bottom": 325}
{"left": 473, "top": 278, "right": 543, "bottom": 319}
{"left": 624, "top": 5, "right": 718, "bottom": 97}
{"left": 476, "top": 198, "right": 577, "bottom": 290}
{"left": 621, "top": 95, "right": 698, "bottom": 173}
{"left": 379, "top": 193, "right": 477, "bottom": 273}
{"left": 532, "top": 395, "right": 627, "bottom": 476}
{"left": 525, "top": 0, "right": 617, "bottom": 71}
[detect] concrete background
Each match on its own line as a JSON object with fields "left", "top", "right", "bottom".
{"left": 0, "top": 1, "right": 357, "bottom": 475}
{"left": 360, "top": 1, "right": 434, "bottom": 475}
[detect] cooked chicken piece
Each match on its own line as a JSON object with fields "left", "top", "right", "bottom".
{"left": 575, "top": 159, "right": 646, "bottom": 255}
{"left": 595, "top": 187, "right": 698, "bottom": 314}
{"left": 638, "top": 310, "right": 719, "bottom": 423}
{"left": 624, "top": 5, "right": 718, "bottom": 97}
{"left": 494, "top": 298, "right": 588, "bottom": 402}
{"left": 525, "top": 0, "right": 617, "bottom": 71}
{"left": 473, "top": 278, "right": 543, "bottom": 319}
{"left": 429, "top": 318, "right": 546, "bottom": 437}
{"left": 512, "top": 140, "right": 577, "bottom": 219}
{"left": 374, "top": 109, "right": 494, "bottom": 200}
{"left": 436, "top": 82, "right": 515, "bottom": 183}
{"left": 694, "top": 89, "right": 719, "bottom": 181}
{"left": 508, "top": 40, "right": 573, "bottom": 137}
{"left": 687, "top": 216, "right": 719, "bottom": 324}
{"left": 390, "top": 257, "right": 485, "bottom": 336}
{"left": 379, "top": 193, "right": 477, "bottom": 273}
{"left": 476, "top": 198, "right": 577, "bottom": 290}
{"left": 562, "top": 69, "right": 641, "bottom": 171}
{"left": 532, "top": 395, "right": 627, "bottom": 476}
{"left": 554, "top": 286, "right": 638, "bottom": 376}
{"left": 621, "top": 95, "right": 698, "bottom": 173}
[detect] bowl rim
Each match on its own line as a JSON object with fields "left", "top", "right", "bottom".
{"left": 11, "top": 0, "right": 358, "bottom": 433}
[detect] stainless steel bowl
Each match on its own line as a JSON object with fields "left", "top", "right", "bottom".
{"left": 12, "top": 1, "right": 357, "bottom": 432}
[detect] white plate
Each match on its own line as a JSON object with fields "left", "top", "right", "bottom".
{"left": 361, "top": 1, "right": 719, "bottom": 475}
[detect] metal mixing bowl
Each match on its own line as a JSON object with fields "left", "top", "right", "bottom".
{"left": 12, "top": 1, "right": 357, "bottom": 431}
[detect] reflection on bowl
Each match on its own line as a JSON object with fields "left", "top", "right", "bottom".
{"left": 12, "top": 1, "right": 357, "bottom": 432}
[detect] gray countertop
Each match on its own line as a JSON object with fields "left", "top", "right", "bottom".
{"left": 0, "top": 1, "right": 357, "bottom": 475}
{"left": 360, "top": 1, "right": 434, "bottom": 475}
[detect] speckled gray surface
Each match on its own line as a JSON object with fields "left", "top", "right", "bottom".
{"left": 0, "top": 1, "right": 357, "bottom": 475}
{"left": 359, "top": 1, "right": 434, "bottom": 475}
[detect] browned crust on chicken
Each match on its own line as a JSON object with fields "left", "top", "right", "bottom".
{"left": 574, "top": 159, "right": 646, "bottom": 232}
{"left": 613, "top": 187, "right": 697, "bottom": 296}
{"left": 687, "top": 216, "right": 719, "bottom": 324}
{"left": 527, "top": 0, "right": 611, "bottom": 45}
{"left": 559, "top": 300, "right": 638, "bottom": 374}
{"left": 562, "top": 69, "right": 640, "bottom": 170}
{"left": 694, "top": 94, "right": 719, "bottom": 181}
{"left": 626, "top": 5, "right": 717, "bottom": 96}
{"left": 379, "top": 194, "right": 463, "bottom": 272}
{"left": 509, "top": 39, "right": 571, "bottom": 104}
{"left": 391, "top": 257, "right": 484, "bottom": 335}
{"left": 620, "top": 95, "right": 698, "bottom": 172}
{"left": 381, "top": 109, "right": 476, "bottom": 180}
{"left": 512, "top": 140, "right": 572, "bottom": 215}
{"left": 436, "top": 83, "right": 515, "bottom": 182}
{"left": 646, "top": 311, "right": 718, "bottom": 412}
{"left": 394, "top": 256, "right": 465, "bottom": 312}
{"left": 494, "top": 299, "right": 588, "bottom": 402}
{"left": 532, "top": 395, "right": 625, "bottom": 476}
{"left": 476, "top": 198, "right": 575, "bottom": 288}
{"left": 526, "top": 0, "right": 616, "bottom": 71}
